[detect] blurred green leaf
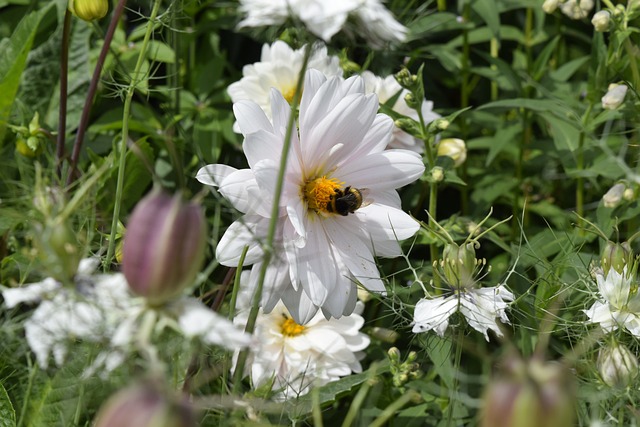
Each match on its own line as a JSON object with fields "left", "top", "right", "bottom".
{"left": 0, "top": 3, "right": 54, "bottom": 141}
{"left": 0, "top": 382, "right": 16, "bottom": 427}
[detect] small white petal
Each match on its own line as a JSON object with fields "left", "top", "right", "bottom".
{"left": 412, "top": 296, "right": 458, "bottom": 336}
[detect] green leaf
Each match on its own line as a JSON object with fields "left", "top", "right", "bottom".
{"left": 0, "top": 382, "right": 16, "bottom": 427}
{"left": 471, "top": 0, "right": 500, "bottom": 39}
{"left": 291, "top": 361, "right": 390, "bottom": 415}
{"left": 0, "top": 3, "right": 55, "bottom": 141}
{"left": 539, "top": 112, "right": 580, "bottom": 152}
{"left": 532, "top": 36, "right": 560, "bottom": 81}
{"left": 406, "top": 12, "right": 467, "bottom": 41}
{"left": 549, "top": 56, "right": 589, "bottom": 82}
{"left": 146, "top": 40, "right": 175, "bottom": 63}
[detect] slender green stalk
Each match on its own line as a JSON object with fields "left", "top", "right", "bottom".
{"left": 624, "top": 39, "right": 640, "bottom": 90}
{"left": 312, "top": 387, "right": 324, "bottom": 427}
{"left": 445, "top": 327, "right": 465, "bottom": 426}
{"left": 229, "top": 246, "right": 249, "bottom": 321}
{"left": 56, "top": 8, "right": 72, "bottom": 178}
{"left": 459, "top": 1, "right": 472, "bottom": 216}
{"left": 232, "top": 44, "right": 313, "bottom": 393}
{"left": 437, "top": 0, "right": 446, "bottom": 11}
{"left": 67, "top": 0, "right": 128, "bottom": 185}
{"left": 341, "top": 374, "right": 375, "bottom": 427}
{"left": 369, "top": 390, "right": 419, "bottom": 427}
{"left": 576, "top": 103, "right": 594, "bottom": 222}
{"left": 105, "top": 0, "right": 162, "bottom": 267}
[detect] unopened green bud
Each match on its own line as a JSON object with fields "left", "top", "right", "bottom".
{"left": 623, "top": 187, "right": 635, "bottom": 201}
{"left": 94, "top": 382, "right": 196, "bottom": 427}
{"left": 394, "top": 117, "right": 422, "bottom": 138}
{"left": 442, "top": 242, "right": 477, "bottom": 289}
{"left": 431, "top": 166, "right": 444, "bottom": 182}
{"left": 481, "top": 357, "right": 576, "bottom": 427}
{"left": 388, "top": 347, "right": 401, "bottom": 363}
{"left": 34, "top": 219, "right": 81, "bottom": 284}
{"left": 601, "top": 241, "right": 632, "bottom": 275}
{"left": 122, "top": 190, "right": 207, "bottom": 306}
{"left": 69, "top": 0, "right": 108, "bottom": 21}
{"left": 598, "top": 343, "right": 638, "bottom": 388}
{"left": 371, "top": 327, "right": 399, "bottom": 343}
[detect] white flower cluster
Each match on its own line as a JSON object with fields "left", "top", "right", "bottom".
{"left": 237, "top": 0, "right": 407, "bottom": 47}
{"left": 2, "top": 259, "right": 250, "bottom": 373}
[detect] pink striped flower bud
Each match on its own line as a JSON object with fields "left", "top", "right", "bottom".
{"left": 122, "top": 190, "right": 206, "bottom": 305}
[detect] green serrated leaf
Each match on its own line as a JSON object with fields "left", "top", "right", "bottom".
{"left": 0, "top": 3, "right": 55, "bottom": 142}
{"left": 0, "top": 382, "right": 16, "bottom": 427}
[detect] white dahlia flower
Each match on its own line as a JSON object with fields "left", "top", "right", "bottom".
{"left": 237, "top": 0, "right": 407, "bottom": 46}
{"left": 228, "top": 41, "right": 342, "bottom": 131}
{"left": 234, "top": 301, "right": 370, "bottom": 399}
{"left": 197, "top": 69, "right": 425, "bottom": 323}
{"left": 361, "top": 70, "right": 440, "bottom": 152}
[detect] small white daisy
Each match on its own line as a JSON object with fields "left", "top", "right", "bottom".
{"left": 362, "top": 70, "right": 440, "bottom": 152}
{"left": 584, "top": 267, "right": 640, "bottom": 337}
{"left": 198, "top": 69, "right": 425, "bottom": 323}
{"left": 228, "top": 41, "right": 342, "bottom": 132}
{"left": 237, "top": 0, "right": 407, "bottom": 46}
{"left": 234, "top": 301, "right": 370, "bottom": 399}
{"left": 412, "top": 285, "right": 514, "bottom": 341}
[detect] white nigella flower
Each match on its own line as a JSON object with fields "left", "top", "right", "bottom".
{"left": 233, "top": 301, "right": 370, "bottom": 400}
{"left": 361, "top": 70, "right": 440, "bottom": 152}
{"left": 197, "top": 69, "right": 425, "bottom": 324}
{"left": 584, "top": 267, "right": 640, "bottom": 337}
{"left": 237, "top": 0, "right": 407, "bottom": 47}
{"left": 560, "top": 0, "right": 594, "bottom": 19}
{"left": 411, "top": 232, "right": 515, "bottom": 341}
{"left": 412, "top": 285, "right": 514, "bottom": 341}
{"left": 2, "top": 259, "right": 250, "bottom": 372}
{"left": 227, "top": 41, "right": 342, "bottom": 131}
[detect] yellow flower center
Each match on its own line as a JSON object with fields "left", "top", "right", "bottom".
{"left": 304, "top": 176, "right": 342, "bottom": 213}
{"left": 282, "top": 85, "right": 297, "bottom": 103}
{"left": 280, "top": 317, "right": 306, "bottom": 337}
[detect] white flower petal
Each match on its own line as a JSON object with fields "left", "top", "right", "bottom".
{"left": 196, "top": 164, "right": 237, "bottom": 187}
{"left": 335, "top": 150, "right": 425, "bottom": 191}
{"left": 234, "top": 100, "right": 274, "bottom": 135}
{"left": 215, "top": 216, "right": 267, "bottom": 266}
{"left": 412, "top": 296, "right": 458, "bottom": 336}
{"left": 2, "top": 278, "right": 60, "bottom": 308}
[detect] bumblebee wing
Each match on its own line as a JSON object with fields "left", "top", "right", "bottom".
{"left": 359, "top": 188, "right": 374, "bottom": 208}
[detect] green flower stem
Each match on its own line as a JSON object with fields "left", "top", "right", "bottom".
{"left": 56, "top": 8, "right": 72, "bottom": 178}
{"left": 624, "top": 39, "right": 640, "bottom": 90}
{"left": 66, "top": 0, "right": 127, "bottom": 186}
{"left": 576, "top": 103, "right": 594, "bottom": 223}
{"left": 437, "top": 0, "right": 446, "bottom": 12}
{"left": 105, "top": 0, "right": 162, "bottom": 267}
{"left": 369, "top": 390, "right": 419, "bottom": 427}
{"left": 232, "top": 43, "right": 313, "bottom": 393}
{"left": 460, "top": 1, "right": 472, "bottom": 216}
{"left": 229, "top": 245, "right": 249, "bottom": 321}
{"left": 416, "top": 103, "right": 440, "bottom": 291}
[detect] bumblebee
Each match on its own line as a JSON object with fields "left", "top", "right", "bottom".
{"left": 327, "top": 186, "right": 364, "bottom": 216}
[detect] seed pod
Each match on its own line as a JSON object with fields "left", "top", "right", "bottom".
{"left": 69, "top": 0, "right": 108, "bottom": 21}
{"left": 94, "top": 382, "right": 196, "bottom": 427}
{"left": 598, "top": 343, "right": 639, "bottom": 388}
{"left": 601, "top": 241, "right": 632, "bottom": 276}
{"left": 442, "top": 242, "right": 477, "bottom": 289}
{"left": 122, "top": 190, "right": 207, "bottom": 305}
{"left": 480, "top": 356, "right": 576, "bottom": 427}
